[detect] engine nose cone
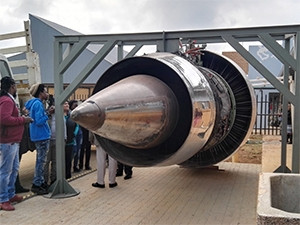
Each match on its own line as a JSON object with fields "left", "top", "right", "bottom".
{"left": 72, "top": 75, "right": 179, "bottom": 149}
{"left": 71, "top": 100, "right": 104, "bottom": 130}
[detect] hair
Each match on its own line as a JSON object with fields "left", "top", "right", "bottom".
{"left": 48, "top": 94, "right": 54, "bottom": 104}
{"left": 33, "top": 84, "right": 46, "bottom": 98}
{"left": 0, "top": 76, "right": 15, "bottom": 97}
{"left": 68, "top": 99, "right": 78, "bottom": 110}
{"left": 47, "top": 94, "right": 55, "bottom": 109}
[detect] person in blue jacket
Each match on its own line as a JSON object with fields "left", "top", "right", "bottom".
{"left": 25, "top": 83, "right": 54, "bottom": 195}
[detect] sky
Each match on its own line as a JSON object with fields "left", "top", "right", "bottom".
{"left": 1, "top": 0, "right": 300, "bottom": 53}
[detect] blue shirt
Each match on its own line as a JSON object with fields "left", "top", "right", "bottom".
{"left": 25, "top": 98, "right": 51, "bottom": 142}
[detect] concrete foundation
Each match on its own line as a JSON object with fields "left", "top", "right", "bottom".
{"left": 257, "top": 173, "right": 300, "bottom": 224}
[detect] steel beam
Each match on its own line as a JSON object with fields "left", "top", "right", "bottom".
{"left": 53, "top": 25, "right": 300, "bottom": 198}
{"left": 223, "top": 34, "right": 296, "bottom": 104}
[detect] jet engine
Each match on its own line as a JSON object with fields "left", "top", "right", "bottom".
{"left": 71, "top": 51, "right": 256, "bottom": 167}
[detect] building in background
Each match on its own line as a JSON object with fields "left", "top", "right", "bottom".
{"left": 30, "top": 14, "right": 119, "bottom": 100}
{"left": 10, "top": 14, "right": 129, "bottom": 100}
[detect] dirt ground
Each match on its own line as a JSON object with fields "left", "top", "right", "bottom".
{"left": 226, "top": 134, "right": 263, "bottom": 164}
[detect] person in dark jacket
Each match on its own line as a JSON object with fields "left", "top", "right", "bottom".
{"left": 64, "top": 101, "right": 77, "bottom": 179}
{"left": 68, "top": 100, "right": 82, "bottom": 173}
{"left": 0, "top": 77, "right": 32, "bottom": 211}
{"left": 79, "top": 126, "right": 92, "bottom": 170}
{"left": 287, "top": 103, "right": 293, "bottom": 144}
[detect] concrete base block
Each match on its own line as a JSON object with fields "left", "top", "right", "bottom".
{"left": 257, "top": 173, "right": 300, "bottom": 225}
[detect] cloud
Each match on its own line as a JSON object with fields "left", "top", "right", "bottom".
{"left": 213, "top": 0, "right": 300, "bottom": 28}
{"left": 14, "top": 0, "right": 53, "bottom": 17}
{"left": 84, "top": 0, "right": 220, "bottom": 32}
{"left": 3, "top": 0, "right": 298, "bottom": 34}
{"left": 1, "top": 0, "right": 300, "bottom": 52}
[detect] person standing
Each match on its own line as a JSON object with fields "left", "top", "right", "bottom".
{"left": 68, "top": 100, "right": 82, "bottom": 172}
{"left": 44, "top": 112, "right": 57, "bottom": 185}
{"left": 0, "top": 76, "right": 32, "bottom": 211}
{"left": 287, "top": 103, "right": 293, "bottom": 144}
{"left": 79, "top": 126, "right": 92, "bottom": 170}
{"left": 25, "top": 83, "right": 54, "bottom": 195}
{"left": 116, "top": 162, "right": 133, "bottom": 180}
{"left": 91, "top": 133, "right": 118, "bottom": 188}
{"left": 15, "top": 107, "right": 35, "bottom": 193}
{"left": 44, "top": 96, "right": 67, "bottom": 185}
{"left": 64, "top": 101, "right": 76, "bottom": 179}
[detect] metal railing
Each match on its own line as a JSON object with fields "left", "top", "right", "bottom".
{"left": 253, "top": 88, "right": 282, "bottom": 135}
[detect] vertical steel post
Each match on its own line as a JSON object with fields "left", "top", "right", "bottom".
{"left": 292, "top": 32, "right": 300, "bottom": 173}
{"left": 117, "top": 41, "right": 123, "bottom": 61}
{"left": 275, "top": 38, "right": 291, "bottom": 173}
{"left": 47, "top": 39, "right": 80, "bottom": 198}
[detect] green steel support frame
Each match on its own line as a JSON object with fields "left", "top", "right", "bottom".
{"left": 52, "top": 25, "right": 300, "bottom": 198}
